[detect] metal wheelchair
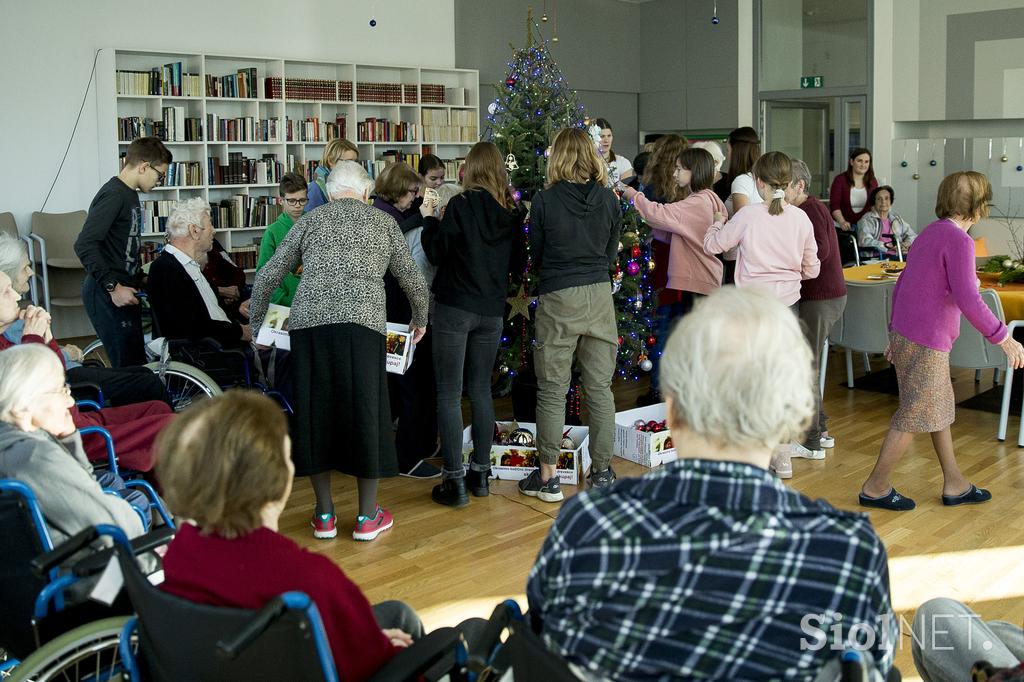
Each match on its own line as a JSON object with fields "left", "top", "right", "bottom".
{"left": 105, "top": 525, "right": 462, "bottom": 681}
{"left": 0, "top": 482, "right": 174, "bottom": 679}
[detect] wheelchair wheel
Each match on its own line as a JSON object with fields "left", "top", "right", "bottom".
{"left": 80, "top": 340, "right": 110, "bottom": 369}
{"left": 144, "top": 361, "right": 223, "bottom": 411}
{"left": 8, "top": 616, "right": 130, "bottom": 681}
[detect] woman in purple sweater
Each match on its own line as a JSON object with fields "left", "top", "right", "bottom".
{"left": 859, "top": 172, "right": 1024, "bottom": 511}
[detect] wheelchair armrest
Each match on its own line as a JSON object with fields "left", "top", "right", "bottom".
{"left": 122, "top": 479, "right": 176, "bottom": 529}
{"left": 30, "top": 524, "right": 139, "bottom": 576}
{"left": 76, "top": 399, "right": 103, "bottom": 412}
{"left": 78, "top": 425, "right": 119, "bottom": 475}
{"left": 69, "top": 381, "right": 105, "bottom": 405}
{"left": 367, "top": 627, "right": 463, "bottom": 682}
{"left": 69, "top": 526, "right": 175, "bottom": 577}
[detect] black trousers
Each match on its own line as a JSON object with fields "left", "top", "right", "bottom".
{"left": 67, "top": 365, "right": 169, "bottom": 407}
{"left": 388, "top": 329, "right": 438, "bottom": 471}
{"left": 82, "top": 277, "right": 145, "bottom": 367}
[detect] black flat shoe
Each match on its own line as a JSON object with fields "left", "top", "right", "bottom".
{"left": 942, "top": 484, "right": 991, "bottom": 506}
{"left": 431, "top": 477, "right": 469, "bottom": 507}
{"left": 859, "top": 487, "right": 916, "bottom": 511}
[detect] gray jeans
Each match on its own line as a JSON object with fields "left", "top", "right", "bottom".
{"left": 798, "top": 296, "right": 847, "bottom": 447}
{"left": 912, "top": 597, "right": 1024, "bottom": 682}
{"left": 432, "top": 303, "right": 503, "bottom": 479}
{"left": 534, "top": 283, "right": 617, "bottom": 470}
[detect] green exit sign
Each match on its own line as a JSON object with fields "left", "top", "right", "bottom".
{"left": 801, "top": 75, "right": 824, "bottom": 89}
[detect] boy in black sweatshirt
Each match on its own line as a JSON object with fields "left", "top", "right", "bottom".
{"left": 75, "top": 137, "right": 171, "bottom": 367}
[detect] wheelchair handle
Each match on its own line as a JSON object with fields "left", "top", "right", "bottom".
{"left": 216, "top": 596, "right": 289, "bottom": 660}
{"left": 30, "top": 524, "right": 131, "bottom": 576}
{"left": 466, "top": 599, "right": 524, "bottom": 671}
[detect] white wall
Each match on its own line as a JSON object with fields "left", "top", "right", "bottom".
{"left": 0, "top": 0, "right": 456, "bottom": 232}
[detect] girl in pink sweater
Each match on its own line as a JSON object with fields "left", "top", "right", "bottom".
{"left": 622, "top": 147, "right": 726, "bottom": 297}
{"left": 703, "top": 152, "right": 820, "bottom": 307}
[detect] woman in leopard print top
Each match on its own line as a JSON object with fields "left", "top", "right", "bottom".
{"left": 249, "top": 161, "right": 428, "bottom": 542}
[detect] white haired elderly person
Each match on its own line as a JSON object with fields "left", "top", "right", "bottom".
{"left": 147, "top": 198, "right": 251, "bottom": 347}
{"left": 526, "top": 287, "right": 896, "bottom": 681}
{"left": 0, "top": 344, "right": 149, "bottom": 545}
{"left": 249, "top": 160, "right": 429, "bottom": 543}
{"left": 0, "top": 232, "right": 169, "bottom": 408}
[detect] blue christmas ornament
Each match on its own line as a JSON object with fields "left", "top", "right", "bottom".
{"left": 1018, "top": 165, "right": 1023, "bottom": 172}
{"left": 900, "top": 160, "right": 908, "bottom": 167}
{"left": 929, "top": 160, "right": 937, "bottom": 166}
{"left": 369, "top": 18, "right": 377, "bottom": 27}
{"left": 711, "top": 15, "right": 720, "bottom": 24}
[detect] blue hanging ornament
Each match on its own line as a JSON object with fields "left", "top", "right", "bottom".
{"left": 900, "top": 160, "right": 908, "bottom": 167}
{"left": 369, "top": 18, "right": 377, "bottom": 27}
{"left": 929, "top": 159, "right": 937, "bottom": 167}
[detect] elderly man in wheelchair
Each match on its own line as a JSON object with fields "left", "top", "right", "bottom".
{"left": 145, "top": 198, "right": 291, "bottom": 408}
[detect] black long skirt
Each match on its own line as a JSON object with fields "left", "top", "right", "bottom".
{"left": 289, "top": 323, "right": 397, "bottom": 479}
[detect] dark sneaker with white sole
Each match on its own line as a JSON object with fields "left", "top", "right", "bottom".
{"left": 518, "top": 469, "right": 563, "bottom": 503}
{"left": 588, "top": 466, "right": 617, "bottom": 489}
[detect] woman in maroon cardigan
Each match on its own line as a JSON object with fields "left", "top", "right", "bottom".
{"left": 829, "top": 147, "right": 877, "bottom": 231}
{"left": 157, "top": 391, "right": 423, "bottom": 682}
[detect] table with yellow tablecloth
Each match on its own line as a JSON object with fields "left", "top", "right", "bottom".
{"left": 843, "top": 262, "right": 1024, "bottom": 322}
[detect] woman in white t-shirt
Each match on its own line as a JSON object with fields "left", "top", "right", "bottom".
{"left": 726, "top": 127, "right": 763, "bottom": 215}
{"left": 595, "top": 117, "right": 633, "bottom": 183}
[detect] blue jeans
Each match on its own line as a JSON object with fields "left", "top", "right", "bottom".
{"left": 649, "top": 293, "right": 700, "bottom": 393}
{"left": 95, "top": 470, "right": 150, "bottom": 518}
{"left": 432, "top": 303, "right": 503, "bottom": 479}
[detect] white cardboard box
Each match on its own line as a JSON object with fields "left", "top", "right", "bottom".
{"left": 385, "top": 323, "right": 416, "bottom": 374}
{"left": 614, "top": 403, "right": 676, "bottom": 468}
{"left": 462, "top": 421, "right": 591, "bottom": 486}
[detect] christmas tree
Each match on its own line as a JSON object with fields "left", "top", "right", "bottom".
{"left": 487, "top": 12, "right": 657, "bottom": 401}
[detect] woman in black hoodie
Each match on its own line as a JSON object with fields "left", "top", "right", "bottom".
{"left": 421, "top": 142, "right": 527, "bottom": 507}
{"left": 519, "top": 128, "right": 621, "bottom": 503}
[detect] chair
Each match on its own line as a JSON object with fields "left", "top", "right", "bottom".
{"left": 0, "top": 211, "right": 18, "bottom": 238}
{"left": 466, "top": 600, "right": 578, "bottom": 681}
{"left": 826, "top": 282, "right": 894, "bottom": 388}
{"left": 107, "top": 525, "right": 461, "bottom": 682}
{"left": 0, "top": 482, "right": 172, "bottom": 666}
{"left": 836, "top": 228, "right": 860, "bottom": 267}
{"left": 949, "top": 289, "right": 1005, "bottom": 382}
{"left": 28, "top": 210, "right": 88, "bottom": 315}
{"left": 997, "top": 320, "right": 1024, "bottom": 444}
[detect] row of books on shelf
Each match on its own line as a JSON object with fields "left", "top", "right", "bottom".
{"left": 116, "top": 63, "right": 201, "bottom": 97}
{"left": 207, "top": 68, "right": 259, "bottom": 99}
{"left": 265, "top": 77, "right": 353, "bottom": 101}
{"left": 208, "top": 153, "right": 284, "bottom": 186}
{"left": 286, "top": 116, "right": 347, "bottom": 143}
{"left": 420, "top": 126, "right": 478, "bottom": 143}
{"left": 356, "top": 119, "right": 419, "bottom": 143}
{"left": 117, "top": 110, "right": 202, "bottom": 143}
{"left": 228, "top": 244, "right": 260, "bottom": 270}
{"left": 121, "top": 157, "right": 205, "bottom": 187}
{"left": 422, "top": 108, "right": 476, "bottom": 126}
{"left": 139, "top": 241, "right": 262, "bottom": 270}
{"left": 210, "top": 196, "right": 284, "bottom": 230}
{"left": 139, "top": 196, "right": 285, "bottom": 233}
{"left": 207, "top": 114, "right": 279, "bottom": 143}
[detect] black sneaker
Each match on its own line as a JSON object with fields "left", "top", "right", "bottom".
{"left": 431, "top": 477, "right": 469, "bottom": 507}
{"left": 466, "top": 469, "right": 490, "bottom": 497}
{"left": 518, "top": 469, "right": 564, "bottom": 503}
{"left": 588, "top": 466, "right": 617, "bottom": 489}
{"left": 399, "top": 460, "right": 442, "bottom": 479}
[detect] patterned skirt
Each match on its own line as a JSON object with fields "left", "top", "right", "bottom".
{"left": 889, "top": 332, "right": 955, "bottom": 433}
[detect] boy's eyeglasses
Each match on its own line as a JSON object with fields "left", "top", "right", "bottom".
{"left": 150, "top": 164, "right": 166, "bottom": 185}
{"left": 284, "top": 198, "right": 309, "bottom": 206}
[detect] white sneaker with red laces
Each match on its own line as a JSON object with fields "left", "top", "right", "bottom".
{"left": 352, "top": 506, "right": 394, "bottom": 541}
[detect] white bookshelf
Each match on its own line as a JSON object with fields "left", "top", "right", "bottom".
{"left": 96, "top": 48, "right": 479, "bottom": 272}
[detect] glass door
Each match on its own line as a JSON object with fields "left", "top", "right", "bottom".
{"left": 762, "top": 100, "right": 829, "bottom": 199}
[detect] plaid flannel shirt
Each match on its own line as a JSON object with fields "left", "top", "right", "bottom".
{"left": 526, "top": 458, "right": 896, "bottom": 681}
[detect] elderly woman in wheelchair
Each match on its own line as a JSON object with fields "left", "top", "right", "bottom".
{"left": 155, "top": 390, "right": 424, "bottom": 680}
{"left": 0, "top": 344, "right": 157, "bottom": 543}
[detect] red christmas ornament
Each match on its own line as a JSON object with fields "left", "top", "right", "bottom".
{"left": 505, "top": 77, "right": 517, "bottom": 87}
{"left": 646, "top": 420, "right": 659, "bottom": 431}
{"left": 646, "top": 335, "right": 657, "bottom": 347}
{"left": 617, "top": 335, "right": 624, "bottom": 346}
{"left": 631, "top": 244, "right": 641, "bottom": 259}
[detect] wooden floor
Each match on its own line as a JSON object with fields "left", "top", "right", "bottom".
{"left": 277, "top": 351, "right": 1024, "bottom": 680}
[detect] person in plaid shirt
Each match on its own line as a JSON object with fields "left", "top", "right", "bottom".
{"left": 527, "top": 287, "right": 896, "bottom": 680}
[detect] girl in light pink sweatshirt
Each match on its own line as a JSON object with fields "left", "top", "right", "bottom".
{"left": 703, "top": 152, "right": 820, "bottom": 307}
{"left": 623, "top": 147, "right": 727, "bottom": 298}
